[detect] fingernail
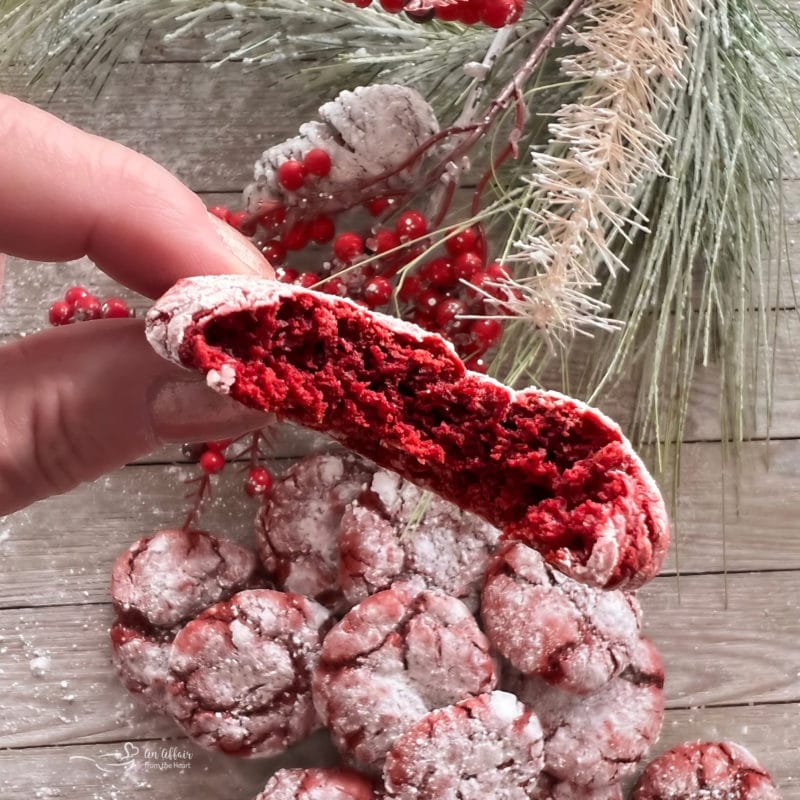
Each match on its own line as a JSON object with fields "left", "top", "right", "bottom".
{"left": 207, "top": 212, "right": 273, "bottom": 277}
{"left": 149, "top": 372, "right": 271, "bottom": 443}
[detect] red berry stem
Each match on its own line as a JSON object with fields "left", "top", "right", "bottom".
{"left": 182, "top": 473, "right": 212, "bottom": 532}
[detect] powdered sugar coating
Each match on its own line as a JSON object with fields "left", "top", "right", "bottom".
{"left": 111, "top": 529, "right": 261, "bottom": 629}
{"left": 312, "top": 583, "right": 498, "bottom": 772}
{"left": 257, "top": 453, "right": 376, "bottom": 611}
{"left": 383, "top": 691, "right": 544, "bottom": 800}
{"left": 339, "top": 468, "right": 500, "bottom": 610}
{"left": 146, "top": 274, "right": 669, "bottom": 590}
{"left": 482, "top": 542, "right": 641, "bottom": 694}
{"left": 166, "top": 589, "right": 332, "bottom": 757}
{"left": 633, "top": 742, "right": 781, "bottom": 800}
{"left": 531, "top": 774, "right": 624, "bottom": 800}
{"left": 254, "top": 768, "right": 378, "bottom": 800}
{"left": 507, "top": 637, "right": 665, "bottom": 788}
{"left": 109, "top": 622, "right": 173, "bottom": 714}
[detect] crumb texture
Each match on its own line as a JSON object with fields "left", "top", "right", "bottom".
{"left": 147, "top": 275, "right": 669, "bottom": 590}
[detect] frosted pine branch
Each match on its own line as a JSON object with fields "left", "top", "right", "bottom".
{"left": 502, "top": 0, "right": 695, "bottom": 338}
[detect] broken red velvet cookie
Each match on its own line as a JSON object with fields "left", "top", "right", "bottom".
{"left": 339, "top": 466, "right": 500, "bottom": 610}
{"left": 253, "top": 767, "right": 378, "bottom": 800}
{"left": 166, "top": 589, "right": 333, "bottom": 757}
{"left": 506, "top": 637, "right": 665, "bottom": 788}
{"left": 109, "top": 529, "right": 262, "bottom": 712}
{"left": 482, "top": 541, "right": 641, "bottom": 694}
{"left": 256, "top": 452, "right": 376, "bottom": 611}
{"left": 311, "top": 583, "right": 497, "bottom": 773}
{"left": 146, "top": 275, "right": 669, "bottom": 590}
{"left": 383, "top": 690, "right": 544, "bottom": 800}
{"left": 633, "top": 742, "right": 781, "bottom": 800}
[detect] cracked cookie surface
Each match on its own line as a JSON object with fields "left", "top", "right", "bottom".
{"left": 339, "top": 467, "right": 500, "bottom": 610}
{"left": 253, "top": 767, "right": 378, "bottom": 800}
{"left": 482, "top": 542, "right": 641, "bottom": 694}
{"left": 257, "top": 453, "right": 376, "bottom": 611}
{"left": 312, "top": 583, "right": 497, "bottom": 772}
{"left": 633, "top": 742, "right": 781, "bottom": 800}
{"left": 507, "top": 637, "right": 665, "bottom": 788}
{"left": 166, "top": 589, "right": 332, "bottom": 757}
{"left": 383, "top": 690, "right": 544, "bottom": 800}
{"left": 111, "top": 528, "right": 261, "bottom": 629}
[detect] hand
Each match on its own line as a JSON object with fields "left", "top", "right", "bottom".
{"left": 0, "top": 95, "right": 274, "bottom": 516}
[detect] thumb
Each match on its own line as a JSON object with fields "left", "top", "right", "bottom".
{"left": 0, "top": 318, "right": 268, "bottom": 515}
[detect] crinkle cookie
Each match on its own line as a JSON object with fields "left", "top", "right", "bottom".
{"left": 633, "top": 742, "right": 781, "bottom": 800}
{"left": 146, "top": 274, "right": 669, "bottom": 590}
{"left": 111, "top": 528, "right": 261, "bottom": 629}
{"left": 531, "top": 774, "right": 624, "bottom": 800}
{"left": 257, "top": 452, "right": 375, "bottom": 611}
{"left": 312, "top": 583, "right": 497, "bottom": 772}
{"left": 339, "top": 467, "right": 500, "bottom": 610}
{"left": 166, "top": 589, "right": 332, "bottom": 757}
{"left": 109, "top": 621, "right": 173, "bottom": 713}
{"left": 383, "top": 691, "right": 544, "bottom": 800}
{"left": 482, "top": 542, "right": 641, "bottom": 694}
{"left": 507, "top": 637, "right": 665, "bottom": 788}
{"left": 253, "top": 768, "right": 378, "bottom": 800}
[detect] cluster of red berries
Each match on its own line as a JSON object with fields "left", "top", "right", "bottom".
{"left": 396, "top": 226, "right": 506, "bottom": 372}
{"left": 48, "top": 286, "right": 133, "bottom": 326}
{"left": 340, "top": 0, "right": 524, "bottom": 28}
{"left": 197, "top": 438, "right": 274, "bottom": 498}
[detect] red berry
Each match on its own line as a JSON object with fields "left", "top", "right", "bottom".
{"left": 277, "top": 267, "right": 299, "bottom": 283}
{"left": 446, "top": 227, "right": 480, "bottom": 256}
{"left": 64, "top": 286, "right": 90, "bottom": 308}
{"left": 322, "top": 277, "right": 347, "bottom": 296}
{"left": 435, "top": 3, "right": 462, "bottom": 20}
{"left": 470, "top": 317, "right": 504, "bottom": 348}
{"left": 206, "top": 439, "right": 233, "bottom": 454}
{"left": 465, "top": 355, "right": 489, "bottom": 373}
{"left": 380, "top": 0, "right": 406, "bottom": 11}
{"left": 73, "top": 294, "right": 102, "bottom": 321}
{"left": 352, "top": 0, "right": 372, "bottom": 7}
{"left": 102, "top": 298, "right": 131, "bottom": 319}
{"left": 282, "top": 220, "right": 312, "bottom": 251}
{"left": 261, "top": 239, "right": 287, "bottom": 264}
{"left": 434, "top": 298, "right": 466, "bottom": 330}
{"left": 396, "top": 210, "right": 428, "bottom": 241}
{"left": 310, "top": 216, "right": 336, "bottom": 244}
{"left": 259, "top": 205, "right": 287, "bottom": 229}
{"left": 481, "top": 0, "right": 523, "bottom": 28}
{"left": 454, "top": 251, "right": 485, "bottom": 281}
{"left": 416, "top": 289, "right": 442, "bottom": 314}
{"left": 365, "top": 196, "right": 392, "bottom": 216}
{"left": 363, "top": 276, "right": 393, "bottom": 308}
{"left": 49, "top": 301, "right": 73, "bottom": 326}
{"left": 398, "top": 274, "right": 424, "bottom": 303}
{"left": 303, "top": 148, "right": 332, "bottom": 178}
{"left": 422, "top": 257, "right": 456, "bottom": 288}
{"left": 297, "top": 272, "right": 320, "bottom": 288}
{"left": 411, "top": 310, "right": 434, "bottom": 329}
{"left": 333, "top": 232, "right": 365, "bottom": 263}
{"left": 486, "top": 262, "right": 511, "bottom": 281}
{"left": 228, "top": 210, "right": 256, "bottom": 236}
{"left": 370, "top": 228, "right": 401, "bottom": 254}
{"left": 278, "top": 159, "right": 306, "bottom": 191}
{"left": 199, "top": 449, "right": 226, "bottom": 474}
{"left": 245, "top": 466, "right": 273, "bottom": 497}
{"left": 208, "top": 206, "right": 230, "bottom": 222}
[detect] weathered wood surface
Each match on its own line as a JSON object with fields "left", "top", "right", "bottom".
{"left": 1, "top": 20, "right": 799, "bottom": 800}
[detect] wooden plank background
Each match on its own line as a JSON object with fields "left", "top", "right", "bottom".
{"left": 1, "top": 17, "right": 799, "bottom": 800}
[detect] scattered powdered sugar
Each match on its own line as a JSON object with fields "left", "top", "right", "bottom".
{"left": 29, "top": 654, "right": 51, "bottom": 678}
